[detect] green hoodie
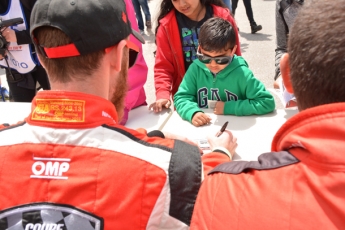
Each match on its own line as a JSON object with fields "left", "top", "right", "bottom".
{"left": 174, "top": 55, "right": 275, "bottom": 122}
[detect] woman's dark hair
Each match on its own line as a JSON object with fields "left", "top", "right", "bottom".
{"left": 155, "top": 0, "right": 227, "bottom": 37}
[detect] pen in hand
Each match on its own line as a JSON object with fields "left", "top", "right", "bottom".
{"left": 216, "top": 121, "right": 228, "bottom": 137}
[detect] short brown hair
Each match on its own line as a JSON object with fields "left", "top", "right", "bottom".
{"left": 34, "top": 26, "right": 105, "bottom": 83}
{"left": 288, "top": 0, "right": 345, "bottom": 110}
{"left": 199, "top": 17, "right": 236, "bottom": 52}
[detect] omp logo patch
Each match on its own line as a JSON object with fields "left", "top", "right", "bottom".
{"left": 0, "top": 203, "right": 103, "bottom": 230}
{"left": 31, "top": 157, "right": 70, "bottom": 180}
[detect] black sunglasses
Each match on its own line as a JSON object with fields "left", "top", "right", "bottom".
{"left": 196, "top": 49, "right": 233, "bottom": 65}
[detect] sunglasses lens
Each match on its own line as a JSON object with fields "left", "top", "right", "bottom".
{"left": 216, "top": 57, "right": 231, "bottom": 65}
{"left": 129, "top": 49, "right": 139, "bottom": 68}
{"left": 197, "top": 51, "right": 232, "bottom": 65}
{"left": 200, "top": 58, "right": 212, "bottom": 64}
{"left": 197, "top": 54, "right": 211, "bottom": 64}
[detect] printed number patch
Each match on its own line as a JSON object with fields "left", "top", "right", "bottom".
{"left": 31, "top": 99, "right": 85, "bottom": 123}
{"left": 0, "top": 203, "right": 103, "bottom": 230}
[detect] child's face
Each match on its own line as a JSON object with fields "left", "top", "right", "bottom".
{"left": 171, "top": 0, "right": 203, "bottom": 20}
{"left": 198, "top": 46, "right": 237, "bottom": 74}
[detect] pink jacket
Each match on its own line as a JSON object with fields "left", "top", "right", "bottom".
{"left": 122, "top": 0, "right": 148, "bottom": 124}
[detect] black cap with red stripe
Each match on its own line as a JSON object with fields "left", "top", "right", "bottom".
{"left": 30, "top": 0, "right": 145, "bottom": 59}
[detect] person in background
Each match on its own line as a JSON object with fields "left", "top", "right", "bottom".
{"left": 231, "top": 0, "right": 262, "bottom": 33}
{"left": 0, "top": 0, "right": 50, "bottom": 102}
{"left": 274, "top": 0, "right": 304, "bottom": 108}
{"left": 131, "top": 0, "right": 152, "bottom": 35}
{"left": 191, "top": 0, "right": 345, "bottom": 229}
{"left": 0, "top": 0, "right": 237, "bottom": 229}
{"left": 174, "top": 17, "right": 274, "bottom": 127}
{"left": 0, "top": 78, "right": 10, "bottom": 101}
{"left": 122, "top": 0, "right": 149, "bottom": 125}
{"left": 223, "top": 0, "right": 232, "bottom": 11}
{"left": 149, "top": 0, "right": 241, "bottom": 113}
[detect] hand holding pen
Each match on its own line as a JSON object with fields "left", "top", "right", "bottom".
{"left": 207, "top": 121, "right": 238, "bottom": 158}
{"left": 216, "top": 121, "right": 228, "bottom": 137}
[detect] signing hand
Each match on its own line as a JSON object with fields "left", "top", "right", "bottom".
{"left": 192, "top": 112, "right": 212, "bottom": 127}
{"left": 149, "top": 99, "right": 171, "bottom": 113}
{"left": 207, "top": 130, "right": 237, "bottom": 156}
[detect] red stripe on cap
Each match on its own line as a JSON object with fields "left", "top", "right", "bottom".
{"left": 44, "top": 43, "right": 80, "bottom": 58}
{"left": 122, "top": 12, "right": 127, "bottom": 23}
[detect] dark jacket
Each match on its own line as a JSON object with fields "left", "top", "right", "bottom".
{"left": 274, "top": 0, "right": 303, "bottom": 80}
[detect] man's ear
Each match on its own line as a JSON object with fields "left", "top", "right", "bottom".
{"left": 280, "top": 53, "right": 294, "bottom": 94}
{"left": 108, "top": 40, "right": 127, "bottom": 72}
{"left": 231, "top": 45, "right": 237, "bottom": 56}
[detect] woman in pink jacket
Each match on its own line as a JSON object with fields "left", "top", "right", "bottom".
{"left": 121, "top": 0, "right": 148, "bottom": 124}
{"left": 149, "top": 0, "right": 241, "bottom": 112}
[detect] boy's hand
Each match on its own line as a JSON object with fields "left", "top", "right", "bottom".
{"left": 213, "top": 101, "right": 225, "bottom": 115}
{"left": 192, "top": 112, "right": 211, "bottom": 127}
{"left": 149, "top": 99, "right": 171, "bottom": 113}
{"left": 207, "top": 130, "right": 238, "bottom": 156}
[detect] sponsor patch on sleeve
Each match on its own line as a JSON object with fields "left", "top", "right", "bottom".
{"left": 0, "top": 203, "right": 103, "bottom": 230}
{"left": 32, "top": 99, "right": 85, "bottom": 122}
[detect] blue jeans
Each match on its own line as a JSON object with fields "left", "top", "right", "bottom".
{"left": 131, "top": 0, "right": 151, "bottom": 31}
{"left": 223, "top": 0, "right": 232, "bottom": 11}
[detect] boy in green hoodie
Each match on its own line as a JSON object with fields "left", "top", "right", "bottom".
{"left": 174, "top": 17, "right": 275, "bottom": 127}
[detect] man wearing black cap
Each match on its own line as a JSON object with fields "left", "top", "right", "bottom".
{"left": 0, "top": 0, "right": 237, "bottom": 229}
